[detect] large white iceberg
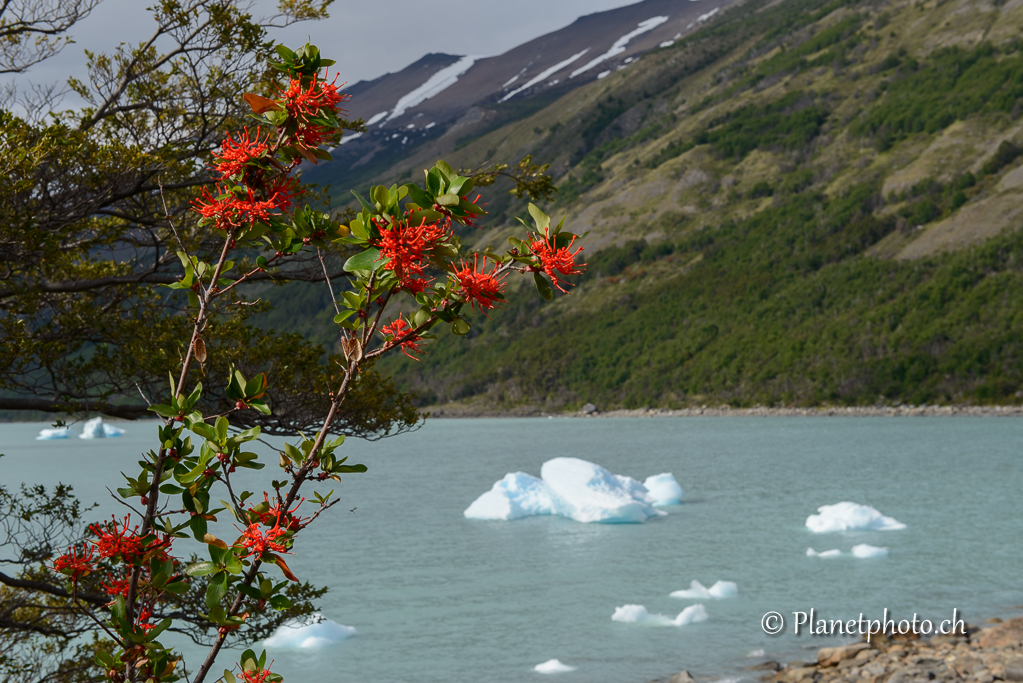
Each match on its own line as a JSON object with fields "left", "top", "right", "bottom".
{"left": 36, "top": 427, "right": 71, "bottom": 440}
{"left": 670, "top": 580, "right": 738, "bottom": 600}
{"left": 612, "top": 603, "right": 708, "bottom": 627}
{"left": 534, "top": 659, "right": 577, "bottom": 674}
{"left": 851, "top": 543, "right": 889, "bottom": 558}
{"left": 263, "top": 613, "right": 356, "bottom": 648}
{"left": 643, "top": 473, "right": 684, "bottom": 505}
{"left": 465, "top": 457, "right": 674, "bottom": 524}
{"left": 805, "top": 502, "right": 905, "bottom": 533}
{"left": 78, "top": 417, "right": 125, "bottom": 439}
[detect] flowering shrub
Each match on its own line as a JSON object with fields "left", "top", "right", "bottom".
{"left": 52, "top": 42, "right": 583, "bottom": 683}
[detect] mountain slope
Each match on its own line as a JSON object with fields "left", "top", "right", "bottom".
{"left": 270, "top": 0, "right": 1023, "bottom": 411}
{"left": 306, "top": 0, "right": 736, "bottom": 193}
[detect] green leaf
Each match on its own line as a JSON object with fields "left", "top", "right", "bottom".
{"left": 269, "top": 594, "right": 293, "bottom": 610}
{"left": 344, "top": 247, "right": 382, "bottom": 272}
{"left": 333, "top": 309, "right": 356, "bottom": 325}
{"left": 404, "top": 184, "right": 434, "bottom": 208}
{"left": 528, "top": 203, "right": 551, "bottom": 232}
{"left": 148, "top": 404, "right": 177, "bottom": 418}
{"left": 508, "top": 236, "right": 530, "bottom": 254}
{"left": 435, "top": 160, "right": 456, "bottom": 179}
{"left": 451, "top": 318, "right": 471, "bottom": 336}
{"left": 185, "top": 561, "right": 218, "bottom": 577}
{"left": 427, "top": 167, "right": 444, "bottom": 196}
{"left": 448, "top": 175, "right": 473, "bottom": 196}
{"left": 216, "top": 416, "right": 229, "bottom": 441}
{"left": 224, "top": 671, "right": 238, "bottom": 683}
{"left": 148, "top": 618, "right": 172, "bottom": 639}
{"left": 533, "top": 272, "right": 554, "bottom": 300}
{"left": 436, "top": 193, "right": 460, "bottom": 207}
{"left": 206, "top": 573, "right": 228, "bottom": 610}
{"left": 188, "top": 514, "right": 208, "bottom": 541}
{"left": 162, "top": 580, "right": 190, "bottom": 595}
{"left": 335, "top": 464, "right": 368, "bottom": 473}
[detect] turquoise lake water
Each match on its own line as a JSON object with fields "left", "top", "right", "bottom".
{"left": 2, "top": 417, "right": 1022, "bottom": 683}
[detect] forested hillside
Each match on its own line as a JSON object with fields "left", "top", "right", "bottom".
{"left": 263, "top": 0, "right": 1023, "bottom": 411}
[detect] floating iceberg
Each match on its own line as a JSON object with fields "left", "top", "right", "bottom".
{"left": 534, "top": 659, "right": 577, "bottom": 674}
{"left": 263, "top": 613, "right": 356, "bottom": 648}
{"left": 747, "top": 649, "right": 767, "bottom": 658}
{"left": 643, "top": 473, "right": 684, "bottom": 505}
{"left": 806, "top": 548, "right": 842, "bottom": 558}
{"left": 36, "top": 427, "right": 71, "bottom": 440}
{"left": 79, "top": 417, "right": 125, "bottom": 439}
{"left": 670, "top": 580, "right": 737, "bottom": 600}
{"left": 612, "top": 603, "right": 708, "bottom": 627}
{"left": 465, "top": 458, "right": 673, "bottom": 524}
{"left": 805, "top": 502, "right": 905, "bottom": 533}
{"left": 851, "top": 544, "right": 889, "bottom": 558}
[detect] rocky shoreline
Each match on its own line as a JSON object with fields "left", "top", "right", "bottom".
{"left": 423, "top": 403, "right": 1023, "bottom": 418}
{"left": 655, "top": 616, "right": 1023, "bottom": 683}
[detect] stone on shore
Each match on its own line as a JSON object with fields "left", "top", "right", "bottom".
{"left": 670, "top": 671, "right": 696, "bottom": 683}
{"left": 979, "top": 617, "right": 1023, "bottom": 649}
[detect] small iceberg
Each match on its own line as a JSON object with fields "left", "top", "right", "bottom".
{"left": 611, "top": 603, "right": 708, "bottom": 627}
{"left": 78, "top": 417, "right": 126, "bottom": 439}
{"left": 747, "top": 649, "right": 766, "bottom": 658}
{"left": 805, "top": 502, "right": 905, "bottom": 533}
{"left": 465, "top": 457, "right": 677, "bottom": 524}
{"left": 534, "top": 659, "right": 577, "bottom": 674}
{"left": 36, "top": 427, "right": 71, "bottom": 440}
{"left": 670, "top": 580, "right": 738, "bottom": 600}
{"left": 806, "top": 548, "right": 842, "bottom": 558}
{"left": 851, "top": 543, "right": 889, "bottom": 558}
{"left": 263, "top": 613, "right": 356, "bottom": 648}
{"left": 643, "top": 473, "right": 684, "bottom": 505}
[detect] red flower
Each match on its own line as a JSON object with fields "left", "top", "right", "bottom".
{"left": 101, "top": 571, "right": 132, "bottom": 598}
{"left": 89, "top": 515, "right": 144, "bottom": 564}
{"left": 373, "top": 214, "right": 448, "bottom": 281}
{"left": 529, "top": 231, "right": 585, "bottom": 293}
{"left": 215, "top": 127, "right": 270, "bottom": 180}
{"left": 250, "top": 494, "right": 308, "bottom": 532}
{"left": 192, "top": 187, "right": 243, "bottom": 230}
{"left": 238, "top": 522, "right": 289, "bottom": 557}
{"left": 240, "top": 667, "right": 274, "bottom": 683}
{"left": 452, "top": 254, "right": 507, "bottom": 315}
{"left": 280, "top": 73, "right": 346, "bottom": 123}
{"left": 381, "top": 316, "right": 424, "bottom": 360}
{"left": 53, "top": 546, "right": 94, "bottom": 583}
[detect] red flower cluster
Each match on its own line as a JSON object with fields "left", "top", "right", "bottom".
{"left": 240, "top": 667, "right": 275, "bottom": 683}
{"left": 381, "top": 317, "right": 423, "bottom": 360}
{"left": 192, "top": 180, "right": 298, "bottom": 231}
{"left": 373, "top": 214, "right": 448, "bottom": 290}
{"left": 280, "top": 73, "right": 345, "bottom": 123}
{"left": 529, "top": 232, "right": 585, "bottom": 293}
{"left": 89, "top": 515, "right": 145, "bottom": 564}
{"left": 214, "top": 127, "right": 270, "bottom": 180}
{"left": 53, "top": 546, "right": 94, "bottom": 584}
{"left": 238, "top": 523, "right": 289, "bottom": 557}
{"left": 452, "top": 254, "right": 507, "bottom": 315}
{"left": 250, "top": 493, "right": 307, "bottom": 532}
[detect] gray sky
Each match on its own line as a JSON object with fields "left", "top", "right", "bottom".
{"left": 9, "top": 0, "right": 642, "bottom": 101}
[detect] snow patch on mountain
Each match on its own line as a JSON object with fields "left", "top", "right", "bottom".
{"left": 500, "top": 49, "right": 589, "bottom": 102}
{"left": 386, "top": 56, "right": 478, "bottom": 122}
{"left": 570, "top": 16, "right": 669, "bottom": 78}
